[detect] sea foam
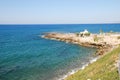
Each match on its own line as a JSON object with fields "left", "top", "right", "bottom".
{"left": 58, "top": 57, "right": 99, "bottom": 80}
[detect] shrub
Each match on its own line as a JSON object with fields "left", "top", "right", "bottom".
{"left": 76, "top": 32, "right": 79, "bottom": 37}
{"left": 94, "top": 35, "right": 99, "bottom": 42}
{"left": 117, "top": 36, "right": 120, "bottom": 39}
{"left": 84, "top": 32, "right": 90, "bottom": 36}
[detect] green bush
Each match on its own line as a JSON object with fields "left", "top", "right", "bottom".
{"left": 84, "top": 32, "right": 90, "bottom": 36}
{"left": 94, "top": 35, "right": 99, "bottom": 42}
{"left": 117, "top": 36, "right": 120, "bottom": 39}
{"left": 76, "top": 32, "right": 79, "bottom": 37}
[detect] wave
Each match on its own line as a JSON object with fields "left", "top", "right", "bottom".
{"left": 58, "top": 57, "right": 99, "bottom": 80}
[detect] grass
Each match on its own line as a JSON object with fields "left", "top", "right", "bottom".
{"left": 94, "top": 35, "right": 101, "bottom": 42}
{"left": 65, "top": 46, "right": 120, "bottom": 80}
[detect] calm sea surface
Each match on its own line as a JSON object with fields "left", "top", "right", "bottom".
{"left": 0, "top": 24, "right": 120, "bottom": 80}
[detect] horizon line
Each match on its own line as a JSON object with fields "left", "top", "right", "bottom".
{"left": 0, "top": 23, "right": 120, "bottom": 25}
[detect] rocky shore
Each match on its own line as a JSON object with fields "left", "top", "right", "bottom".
{"left": 41, "top": 32, "right": 120, "bottom": 80}
{"left": 41, "top": 32, "right": 120, "bottom": 55}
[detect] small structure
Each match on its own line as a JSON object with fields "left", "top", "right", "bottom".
{"left": 79, "top": 29, "right": 90, "bottom": 37}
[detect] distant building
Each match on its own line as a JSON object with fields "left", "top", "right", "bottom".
{"left": 79, "top": 29, "right": 90, "bottom": 37}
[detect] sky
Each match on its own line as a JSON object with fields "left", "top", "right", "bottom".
{"left": 0, "top": 0, "right": 120, "bottom": 24}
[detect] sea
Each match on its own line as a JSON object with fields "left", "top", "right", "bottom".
{"left": 0, "top": 24, "right": 120, "bottom": 80}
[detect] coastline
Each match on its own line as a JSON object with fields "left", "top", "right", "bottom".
{"left": 65, "top": 45, "right": 120, "bottom": 80}
{"left": 59, "top": 45, "right": 116, "bottom": 80}
{"left": 41, "top": 32, "right": 120, "bottom": 80}
{"left": 58, "top": 57, "right": 99, "bottom": 80}
{"left": 41, "top": 32, "right": 116, "bottom": 56}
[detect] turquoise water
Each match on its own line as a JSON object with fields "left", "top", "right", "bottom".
{"left": 0, "top": 24, "right": 120, "bottom": 80}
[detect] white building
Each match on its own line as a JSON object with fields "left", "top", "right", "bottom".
{"left": 79, "top": 29, "right": 90, "bottom": 37}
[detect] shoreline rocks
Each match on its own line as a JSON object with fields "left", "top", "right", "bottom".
{"left": 41, "top": 32, "right": 120, "bottom": 55}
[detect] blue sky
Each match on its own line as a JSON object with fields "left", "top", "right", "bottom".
{"left": 0, "top": 0, "right": 120, "bottom": 24}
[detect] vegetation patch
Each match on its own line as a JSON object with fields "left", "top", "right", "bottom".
{"left": 117, "top": 36, "right": 120, "bottom": 39}
{"left": 93, "top": 35, "right": 103, "bottom": 42}
{"left": 65, "top": 46, "right": 120, "bottom": 80}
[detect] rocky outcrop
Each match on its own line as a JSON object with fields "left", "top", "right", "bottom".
{"left": 41, "top": 32, "right": 113, "bottom": 55}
